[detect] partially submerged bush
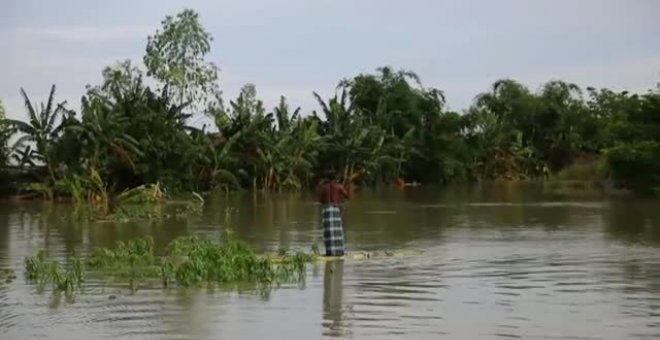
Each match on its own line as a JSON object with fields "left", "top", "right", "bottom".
{"left": 115, "top": 183, "right": 164, "bottom": 205}
{"left": 162, "top": 235, "right": 307, "bottom": 287}
{"left": 25, "top": 250, "right": 85, "bottom": 296}
{"left": 553, "top": 156, "right": 607, "bottom": 182}
{"left": 25, "top": 232, "right": 314, "bottom": 296}
{"left": 604, "top": 141, "right": 660, "bottom": 196}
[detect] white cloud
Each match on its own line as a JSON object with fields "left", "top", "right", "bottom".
{"left": 12, "top": 25, "right": 155, "bottom": 42}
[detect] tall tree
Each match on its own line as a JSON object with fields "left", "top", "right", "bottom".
{"left": 469, "top": 79, "right": 543, "bottom": 179}
{"left": 143, "top": 8, "right": 220, "bottom": 113}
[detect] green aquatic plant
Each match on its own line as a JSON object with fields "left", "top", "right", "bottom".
{"left": 105, "top": 200, "right": 203, "bottom": 222}
{"left": 107, "top": 187, "right": 204, "bottom": 222}
{"left": 22, "top": 232, "right": 423, "bottom": 303}
{"left": 95, "top": 188, "right": 204, "bottom": 223}
{"left": 26, "top": 232, "right": 316, "bottom": 296}
{"left": 159, "top": 234, "right": 310, "bottom": 287}
{"left": 107, "top": 203, "right": 165, "bottom": 221}
{"left": 115, "top": 183, "right": 164, "bottom": 204}
{"left": 25, "top": 250, "right": 50, "bottom": 282}
{"left": 24, "top": 249, "right": 85, "bottom": 295}
{"left": 88, "top": 237, "right": 156, "bottom": 268}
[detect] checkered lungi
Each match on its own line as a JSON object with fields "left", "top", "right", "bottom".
{"left": 321, "top": 204, "right": 345, "bottom": 256}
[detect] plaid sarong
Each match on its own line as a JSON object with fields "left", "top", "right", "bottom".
{"left": 321, "top": 204, "right": 345, "bottom": 256}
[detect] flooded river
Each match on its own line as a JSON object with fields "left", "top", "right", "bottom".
{"left": 1, "top": 183, "right": 660, "bottom": 339}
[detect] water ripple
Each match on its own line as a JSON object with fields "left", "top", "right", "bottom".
{"left": 2, "top": 196, "right": 660, "bottom": 339}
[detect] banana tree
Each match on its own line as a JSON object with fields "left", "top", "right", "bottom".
{"left": 10, "top": 144, "right": 37, "bottom": 171}
{"left": 271, "top": 117, "right": 321, "bottom": 191}
{"left": 7, "top": 85, "right": 68, "bottom": 184}
{"left": 284, "top": 118, "right": 322, "bottom": 190}
{"left": 194, "top": 130, "right": 242, "bottom": 192}
{"left": 313, "top": 90, "right": 390, "bottom": 186}
{"left": 254, "top": 97, "right": 322, "bottom": 191}
{"left": 71, "top": 96, "right": 144, "bottom": 176}
{"left": 211, "top": 84, "right": 272, "bottom": 190}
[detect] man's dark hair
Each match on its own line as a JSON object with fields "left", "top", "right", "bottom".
{"left": 325, "top": 169, "right": 337, "bottom": 180}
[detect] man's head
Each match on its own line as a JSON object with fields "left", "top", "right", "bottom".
{"left": 325, "top": 169, "right": 337, "bottom": 181}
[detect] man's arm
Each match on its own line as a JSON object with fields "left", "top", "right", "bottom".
{"left": 339, "top": 184, "right": 349, "bottom": 200}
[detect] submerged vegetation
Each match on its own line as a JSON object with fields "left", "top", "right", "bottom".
{"left": 1, "top": 267, "right": 17, "bottom": 284}
{"left": 24, "top": 232, "right": 313, "bottom": 298}
{"left": 24, "top": 249, "right": 85, "bottom": 296}
{"left": 1, "top": 8, "right": 659, "bottom": 199}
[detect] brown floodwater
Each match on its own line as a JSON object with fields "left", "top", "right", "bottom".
{"left": 1, "top": 182, "right": 660, "bottom": 339}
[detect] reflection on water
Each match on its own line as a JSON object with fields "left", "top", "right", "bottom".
{"left": 604, "top": 198, "right": 660, "bottom": 245}
{"left": 0, "top": 183, "right": 660, "bottom": 339}
{"left": 323, "top": 260, "right": 345, "bottom": 338}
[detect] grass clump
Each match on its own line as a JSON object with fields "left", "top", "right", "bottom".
{"left": 24, "top": 250, "right": 85, "bottom": 296}
{"left": 166, "top": 235, "right": 284, "bottom": 286}
{"left": 25, "top": 231, "right": 315, "bottom": 296}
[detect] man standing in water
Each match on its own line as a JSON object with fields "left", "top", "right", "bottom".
{"left": 318, "top": 170, "right": 349, "bottom": 256}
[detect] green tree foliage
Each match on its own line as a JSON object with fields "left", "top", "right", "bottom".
{"left": 2, "top": 8, "right": 658, "bottom": 199}
{"left": 0, "top": 100, "right": 9, "bottom": 166}
{"left": 335, "top": 67, "right": 473, "bottom": 184}
{"left": 595, "top": 87, "right": 660, "bottom": 195}
{"left": 211, "top": 85, "right": 322, "bottom": 191}
{"left": 6, "top": 85, "right": 71, "bottom": 185}
{"left": 63, "top": 61, "right": 204, "bottom": 193}
{"left": 143, "top": 8, "right": 220, "bottom": 113}
{"left": 0, "top": 100, "right": 12, "bottom": 192}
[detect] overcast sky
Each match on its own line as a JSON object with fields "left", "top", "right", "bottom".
{"left": 1, "top": 0, "right": 659, "bottom": 122}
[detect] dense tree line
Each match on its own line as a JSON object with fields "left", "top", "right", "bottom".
{"left": 0, "top": 9, "right": 658, "bottom": 200}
